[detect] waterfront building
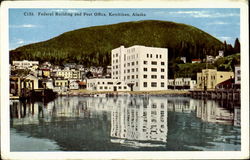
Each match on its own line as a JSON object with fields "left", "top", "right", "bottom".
{"left": 24, "top": 74, "right": 39, "bottom": 89}
{"left": 111, "top": 45, "right": 168, "bottom": 91}
{"left": 41, "top": 79, "right": 54, "bottom": 89}
{"left": 53, "top": 78, "right": 69, "bottom": 92}
{"left": 87, "top": 78, "right": 130, "bottom": 91}
{"left": 196, "top": 69, "right": 234, "bottom": 90}
{"left": 56, "top": 68, "right": 80, "bottom": 80}
{"left": 69, "top": 81, "right": 80, "bottom": 90}
{"left": 10, "top": 74, "right": 39, "bottom": 97}
{"left": 12, "top": 60, "right": 39, "bottom": 69}
{"left": 234, "top": 65, "right": 240, "bottom": 85}
{"left": 191, "top": 59, "right": 201, "bottom": 63}
{"left": 168, "top": 78, "right": 196, "bottom": 90}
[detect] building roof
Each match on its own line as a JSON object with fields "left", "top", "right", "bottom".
{"left": 192, "top": 59, "right": 201, "bottom": 61}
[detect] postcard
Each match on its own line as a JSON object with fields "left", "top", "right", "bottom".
{"left": 1, "top": 0, "right": 249, "bottom": 159}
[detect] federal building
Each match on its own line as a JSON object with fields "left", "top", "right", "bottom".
{"left": 111, "top": 45, "right": 168, "bottom": 91}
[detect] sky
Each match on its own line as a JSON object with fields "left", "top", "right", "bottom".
{"left": 9, "top": 8, "right": 240, "bottom": 50}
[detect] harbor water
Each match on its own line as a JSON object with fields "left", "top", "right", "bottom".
{"left": 10, "top": 95, "right": 241, "bottom": 151}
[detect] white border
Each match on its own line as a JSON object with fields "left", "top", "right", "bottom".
{"left": 1, "top": 0, "right": 249, "bottom": 159}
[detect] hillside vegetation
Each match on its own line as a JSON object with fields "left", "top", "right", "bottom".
{"left": 10, "top": 20, "right": 225, "bottom": 66}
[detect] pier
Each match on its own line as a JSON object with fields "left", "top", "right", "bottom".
{"left": 190, "top": 89, "right": 240, "bottom": 101}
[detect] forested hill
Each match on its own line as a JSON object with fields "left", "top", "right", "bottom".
{"left": 10, "top": 20, "right": 225, "bottom": 66}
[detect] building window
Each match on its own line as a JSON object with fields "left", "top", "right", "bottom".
{"left": 132, "top": 62, "right": 135, "bottom": 66}
{"left": 161, "top": 75, "right": 164, "bottom": 79}
{"left": 151, "top": 82, "right": 157, "bottom": 87}
{"left": 150, "top": 54, "right": 152, "bottom": 58}
{"left": 160, "top": 55, "right": 162, "bottom": 58}
{"left": 152, "top": 103, "right": 157, "bottom": 108}
{"left": 136, "top": 61, "right": 138, "bottom": 65}
{"left": 151, "top": 61, "right": 157, "bottom": 65}
{"left": 124, "top": 76, "right": 126, "bottom": 80}
{"left": 151, "top": 75, "right": 157, "bottom": 79}
{"left": 124, "top": 64, "right": 126, "bottom": 67}
{"left": 136, "top": 75, "right": 138, "bottom": 78}
{"left": 119, "top": 86, "right": 122, "bottom": 89}
{"left": 104, "top": 86, "right": 108, "bottom": 89}
{"left": 161, "top": 68, "right": 165, "bottom": 72}
{"left": 144, "top": 68, "right": 147, "bottom": 72}
{"left": 127, "top": 69, "right": 130, "bottom": 73}
{"left": 124, "top": 70, "right": 126, "bottom": 73}
{"left": 151, "top": 68, "right": 157, "bottom": 72}
{"left": 107, "top": 82, "right": 113, "bottom": 85}
{"left": 144, "top": 61, "right": 147, "bottom": 65}
{"left": 143, "top": 75, "right": 147, "bottom": 78}
{"left": 132, "top": 75, "right": 134, "bottom": 79}
{"left": 100, "top": 86, "right": 103, "bottom": 89}
{"left": 132, "top": 68, "right": 134, "bottom": 72}
{"left": 127, "top": 76, "right": 130, "bottom": 79}
{"left": 124, "top": 86, "right": 127, "bottom": 89}
{"left": 143, "top": 82, "right": 147, "bottom": 87}
{"left": 147, "top": 54, "right": 149, "bottom": 58}
{"left": 136, "top": 68, "right": 138, "bottom": 72}
{"left": 156, "top": 54, "right": 158, "bottom": 58}
{"left": 161, "top": 62, "right": 165, "bottom": 65}
{"left": 127, "top": 63, "right": 130, "bottom": 66}
{"left": 161, "top": 82, "right": 164, "bottom": 87}
{"left": 220, "top": 75, "right": 223, "bottom": 78}
{"left": 136, "top": 82, "right": 138, "bottom": 87}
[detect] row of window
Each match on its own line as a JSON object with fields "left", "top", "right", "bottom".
{"left": 147, "top": 54, "right": 162, "bottom": 59}
{"left": 143, "top": 68, "right": 165, "bottom": 72}
{"left": 143, "top": 82, "right": 165, "bottom": 88}
{"left": 99, "top": 86, "right": 127, "bottom": 90}
{"left": 124, "top": 68, "right": 139, "bottom": 73}
{"left": 143, "top": 61, "right": 165, "bottom": 66}
{"left": 143, "top": 75, "right": 165, "bottom": 79}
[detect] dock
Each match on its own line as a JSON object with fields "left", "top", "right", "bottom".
{"left": 190, "top": 89, "right": 240, "bottom": 101}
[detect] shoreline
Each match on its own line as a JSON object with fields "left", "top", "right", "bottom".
{"left": 65, "top": 89, "right": 191, "bottom": 96}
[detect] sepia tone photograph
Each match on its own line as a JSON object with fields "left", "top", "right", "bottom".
{"left": 1, "top": 0, "right": 249, "bottom": 159}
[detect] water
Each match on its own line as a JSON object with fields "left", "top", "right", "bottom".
{"left": 10, "top": 95, "right": 241, "bottom": 151}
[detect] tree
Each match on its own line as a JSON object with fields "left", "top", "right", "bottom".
{"left": 233, "top": 38, "right": 240, "bottom": 54}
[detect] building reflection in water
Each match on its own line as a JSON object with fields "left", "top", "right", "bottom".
{"left": 10, "top": 95, "right": 240, "bottom": 147}
{"left": 109, "top": 96, "right": 168, "bottom": 147}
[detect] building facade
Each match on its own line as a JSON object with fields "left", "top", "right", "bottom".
{"left": 111, "top": 45, "right": 168, "bottom": 91}
{"left": 168, "top": 78, "right": 196, "bottom": 90}
{"left": 12, "top": 60, "right": 39, "bottom": 69}
{"left": 87, "top": 78, "right": 130, "bottom": 91}
{"left": 197, "top": 69, "right": 234, "bottom": 90}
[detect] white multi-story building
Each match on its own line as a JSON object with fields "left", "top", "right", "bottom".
{"left": 12, "top": 60, "right": 39, "bottom": 69}
{"left": 111, "top": 45, "right": 168, "bottom": 91}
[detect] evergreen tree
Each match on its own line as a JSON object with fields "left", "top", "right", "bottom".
{"left": 233, "top": 38, "right": 240, "bottom": 54}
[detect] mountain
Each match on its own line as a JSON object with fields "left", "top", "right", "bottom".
{"left": 10, "top": 20, "right": 224, "bottom": 66}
